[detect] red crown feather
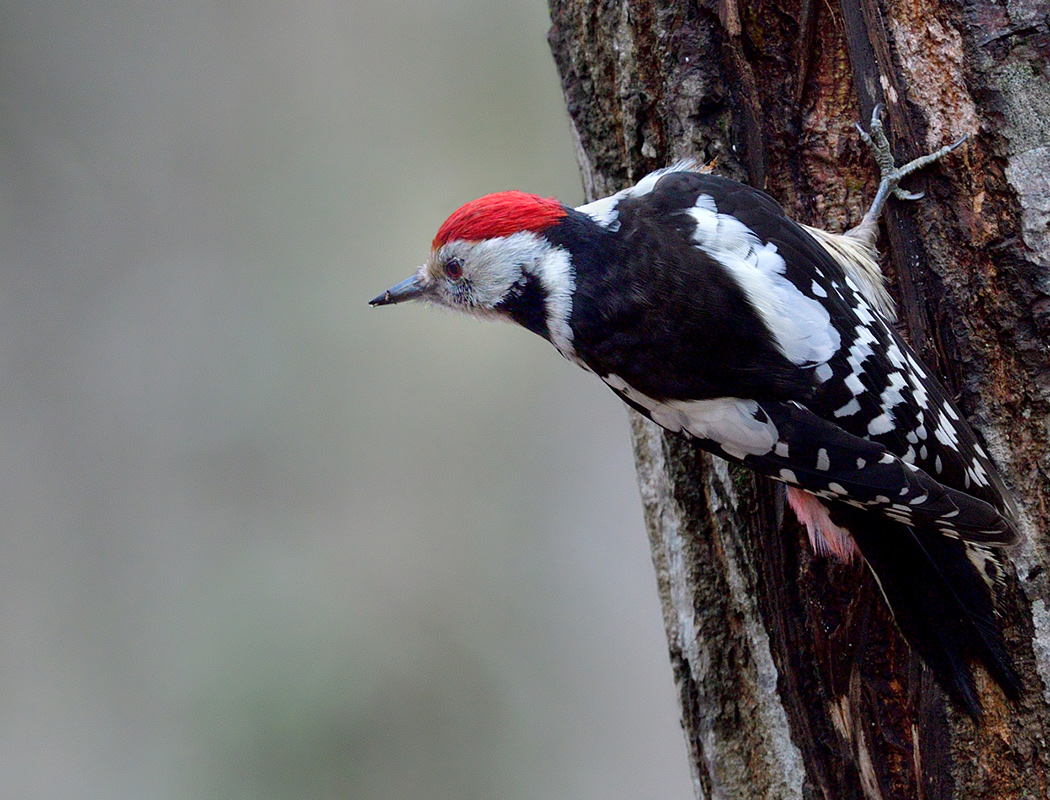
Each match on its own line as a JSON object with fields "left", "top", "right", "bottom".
{"left": 432, "top": 191, "right": 566, "bottom": 249}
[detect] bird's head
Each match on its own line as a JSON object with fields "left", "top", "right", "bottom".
{"left": 370, "top": 191, "right": 576, "bottom": 344}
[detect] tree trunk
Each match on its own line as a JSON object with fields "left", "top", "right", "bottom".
{"left": 547, "top": 1, "right": 1050, "bottom": 797}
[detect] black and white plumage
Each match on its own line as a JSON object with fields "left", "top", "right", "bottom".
{"left": 371, "top": 122, "right": 1021, "bottom": 714}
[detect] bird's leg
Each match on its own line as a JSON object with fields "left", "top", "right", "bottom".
{"left": 847, "top": 104, "right": 968, "bottom": 245}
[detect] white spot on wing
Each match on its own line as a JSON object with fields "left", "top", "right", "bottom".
{"left": 844, "top": 326, "right": 875, "bottom": 387}
{"left": 969, "top": 460, "right": 990, "bottom": 487}
{"left": 854, "top": 304, "right": 875, "bottom": 325}
{"left": 906, "top": 352, "right": 927, "bottom": 379}
{"left": 885, "top": 341, "right": 906, "bottom": 369}
{"left": 934, "top": 412, "right": 960, "bottom": 448}
{"left": 816, "top": 448, "right": 830, "bottom": 471}
{"left": 834, "top": 397, "right": 861, "bottom": 418}
{"left": 909, "top": 372, "right": 929, "bottom": 409}
{"left": 880, "top": 371, "right": 907, "bottom": 410}
{"left": 868, "top": 413, "right": 894, "bottom": 436}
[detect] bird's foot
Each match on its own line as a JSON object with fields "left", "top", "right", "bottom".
{"left": 852, "top": 104, "right": 968, "bottom": 237}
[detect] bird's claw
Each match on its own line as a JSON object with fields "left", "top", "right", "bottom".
{"left": 853, "top": 104, "right": 970, "bottom": 232}
{"left": 893, "top": 188, "right": 925, "bottom": 201}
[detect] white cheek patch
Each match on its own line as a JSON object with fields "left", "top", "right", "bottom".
{"left": 688, "top": 196, "right": 841, "bottom": 367}
{"left": 435, "top": 232, "right": 578, "bottom": 358}
{"left": 532, "top": 247, "right": 575, "bottom": 358}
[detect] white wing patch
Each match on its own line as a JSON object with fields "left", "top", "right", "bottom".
{"left": 688, "top": 196, "right": 840, "bottom": 367}
{"left": 603, "top": 374, "right": 778, "bottom": 460}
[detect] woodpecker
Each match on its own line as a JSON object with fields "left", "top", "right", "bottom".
{"left": 371, "top": 107, "right": 1022, "bottom": 715}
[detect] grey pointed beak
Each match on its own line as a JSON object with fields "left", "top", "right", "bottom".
{"left": 369, "top": 274, "right": 428, "bottom": 307}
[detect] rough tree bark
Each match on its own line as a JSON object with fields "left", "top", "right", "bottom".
{"left": 547, "top": 1, "right": 1050, "bottom": 798}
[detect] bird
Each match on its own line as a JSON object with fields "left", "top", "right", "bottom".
{"left": 370, "top": 107, "right": 1022, "bottom": 715}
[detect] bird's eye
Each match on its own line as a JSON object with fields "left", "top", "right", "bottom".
{"left": 444, "top": 258, "right": 464, "bottom": 280}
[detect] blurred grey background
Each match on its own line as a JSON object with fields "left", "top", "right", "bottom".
{"left": 0, "top": 2, "right": 691, "bottom": 798}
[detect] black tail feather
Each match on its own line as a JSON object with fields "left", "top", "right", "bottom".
{"left": 835, "top": 506, "right": 1020, "bottom": 716}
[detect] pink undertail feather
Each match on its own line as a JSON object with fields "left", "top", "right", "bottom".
{"left": 787, "top": 487, "right": 860, "bottom": 563}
